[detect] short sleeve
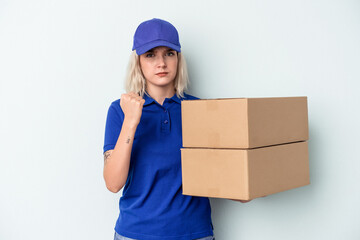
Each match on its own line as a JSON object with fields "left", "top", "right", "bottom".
{"left": 103, "top": 99, "right": 124, "bottom": 154}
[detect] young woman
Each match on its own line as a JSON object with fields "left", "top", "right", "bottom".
{"left": 103, "top": 18, "right": 215, "bottom": 240}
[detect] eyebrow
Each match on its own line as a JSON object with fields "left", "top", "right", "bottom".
{"left": 146, "top": 47, "right": 175, "bottom": 53}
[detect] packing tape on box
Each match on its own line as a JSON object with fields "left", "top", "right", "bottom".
{"left": 206, "top": 100, "right": 219, "bottom": 111}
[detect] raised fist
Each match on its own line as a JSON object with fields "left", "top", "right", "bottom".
{"left": 120, "top": 92, "right": 145, "bottom": 127}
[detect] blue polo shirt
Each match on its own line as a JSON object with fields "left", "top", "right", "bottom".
{"left": 103, "top": 92, "right": 213, "bottom": 240}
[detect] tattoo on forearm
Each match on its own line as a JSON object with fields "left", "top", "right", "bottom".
{"left": 104, "top": 151, "right": 111, "bottom": 164}
{"left": 126, "top": 136, "right": 130, "bottom": 144}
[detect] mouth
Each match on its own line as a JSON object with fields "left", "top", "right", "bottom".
{"left": 156, "top": 72, "right": 168, "bottom": 77}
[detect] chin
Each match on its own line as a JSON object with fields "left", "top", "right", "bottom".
{"left": 149, "top": 79, "right": 175, "bottom": 87}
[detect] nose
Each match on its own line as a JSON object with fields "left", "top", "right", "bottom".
{"left": 157, "top": 55, "right": 166, "bottom": 68}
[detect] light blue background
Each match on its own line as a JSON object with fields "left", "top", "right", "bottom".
{"left": 0, "top": 0, "right": 359, "bottom": 239}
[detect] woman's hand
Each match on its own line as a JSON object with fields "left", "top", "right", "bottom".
{"left": 120, "top": 92, "right": 145, "bottom": 127}
{"left": 103, "top": 92, "right": 145, "bottom": 193}
{"left": 230, "top": 199, "right": 252, "bottom": 203}
{"left": 230, "top": 196, "right": 267, "bottom": 203}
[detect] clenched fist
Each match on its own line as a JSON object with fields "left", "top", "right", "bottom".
{"left": 120, "top": 92, "right": 145, "bottom": 128}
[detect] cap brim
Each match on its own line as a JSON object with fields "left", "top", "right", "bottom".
{"left": 135, "top": 40, "right": 181, "bottom": 55}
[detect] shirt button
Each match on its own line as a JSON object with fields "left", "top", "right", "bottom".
{"left": 164, "top": 109, "right": 167, "bottom": 113}
{"left": 164, "top": 120, "right": 168, "bottom": 124}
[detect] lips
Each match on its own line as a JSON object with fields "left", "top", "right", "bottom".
{"left": 156, "top": 72, "right": 168, "bottom": 77}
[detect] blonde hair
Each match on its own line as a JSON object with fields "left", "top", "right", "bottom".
{"left": 125, "top": 51, "right": 189, "bottom": 98}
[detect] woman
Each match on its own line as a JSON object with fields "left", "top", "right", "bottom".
{"left": 103, "top": 18, "right": 214, "bottom": 240}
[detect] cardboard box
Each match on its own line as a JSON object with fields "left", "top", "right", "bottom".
{"left": 182, "top": 97, "right": 308, "bottom": 148}
{"left": 181, "top": 141, "right": 310, "bottom": 200}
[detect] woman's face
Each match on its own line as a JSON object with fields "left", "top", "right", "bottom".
{"left": 139, "top": 46, "right": 178, "bottom": 90}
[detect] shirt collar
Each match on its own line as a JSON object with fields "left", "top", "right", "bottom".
{"left": 170, "top": 93, "right": 182, "bottom": 104}
{"left": 143, "top": 91, "right": 184, "bottom": 106}
{"left": 143, "top": 92, "right": 155, "bottom": 106}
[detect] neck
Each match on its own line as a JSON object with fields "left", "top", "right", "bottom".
{"left": 145, "top": 84, "right": 175, "bottom": 106}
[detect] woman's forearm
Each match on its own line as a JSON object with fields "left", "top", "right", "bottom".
{"left": 103, "top": 118, "right": 137, "bottom": 193}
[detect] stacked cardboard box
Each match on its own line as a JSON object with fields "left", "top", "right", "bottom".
{"left": 181, "top": 97, "right": 310, "bottom": 200}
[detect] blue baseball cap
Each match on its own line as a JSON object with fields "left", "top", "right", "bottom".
{"left": 132, "top": 18, "right": 181, "bottom": 55}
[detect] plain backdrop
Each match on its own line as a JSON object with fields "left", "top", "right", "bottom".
{"left": 1, "top": 0, "right": 359, "bottom": 239}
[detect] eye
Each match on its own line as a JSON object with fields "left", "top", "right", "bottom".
{"left": 145, "top": 53, "right": 154, "bottom": 58}
{"left": 166, "top": 51, "right": 176, "bottom": 56}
